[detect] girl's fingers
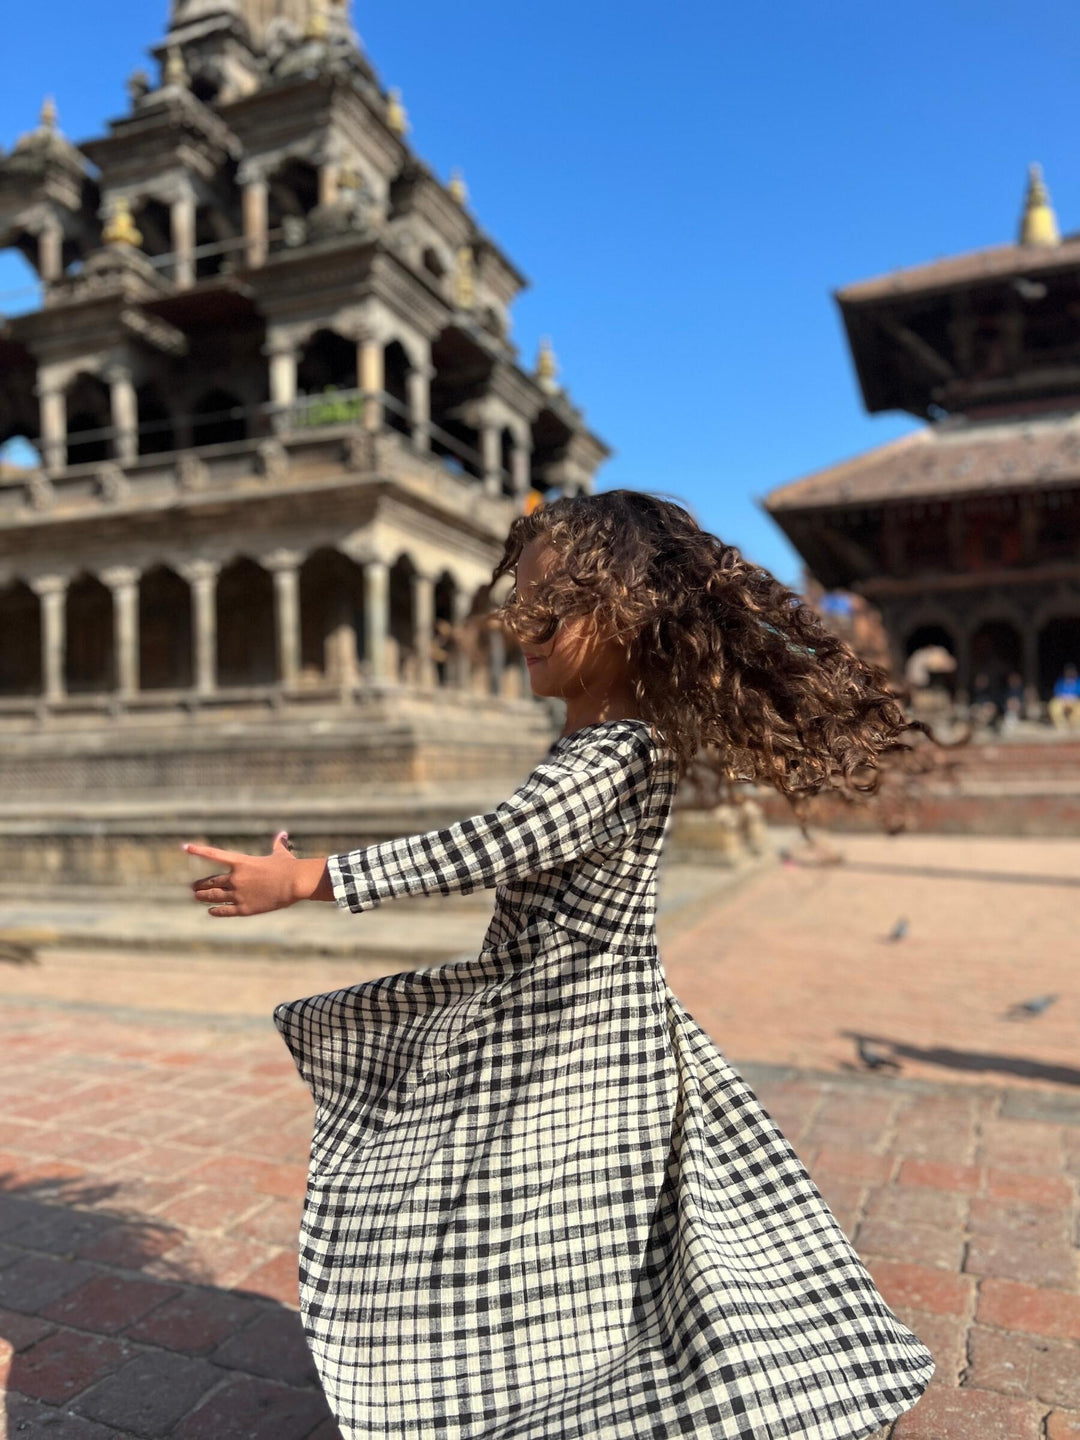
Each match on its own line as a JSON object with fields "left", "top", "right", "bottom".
{"left": 183, "top": 843, "right": 242, "bottom": 864}
{"left": 195, "top": 888, "right": 232, "bottom": 905}
{"left": 191, "top": 873, "right": 231, "bottom": 892}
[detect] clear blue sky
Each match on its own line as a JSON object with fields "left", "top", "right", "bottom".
{"left": 2, "top": 0, "right": 1079, "bottom": 588}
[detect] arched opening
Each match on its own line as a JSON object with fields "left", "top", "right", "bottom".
{"left": 216, "top": 558, "right": 276, "bottom": 687}
{"left": 137, "top": 383, "right": 175, "bottom": 456}
{"left": 297, "top": 330, "right": 357, "bottom": 396}
{"left": 384, "top": 341, "right": 412, "bottom": 438}
{"left": 135, "top": 198, "right": 172, "bottom": 260}
{"left": 65, "top": 374, "right": 112, "bottom": 467}
{"left": 433, "top": 572, "right": 456, "bottom": 689}
{"left": 1037, "top": 616, "right": 1080, "bottom": 702}
{"left": 531, "top": 406, "right": 573, "bottom": 493}
{"left": 430, "top": 326, "right": 489, "bottom": 480}
{"left": 500, "top": 429, "right": 516, "bottom": 498}
{"left": 969, "top": 619, "right": 1023, "bottom": 710}
{"left": 192, "top": 388, "right": 246, "bottom": 447}
{"left": 139, "top": 566, "right": 193, "bottom": 691}
{"left": 194, "top": 206, "right": 229, "bottom": 280}
{"left": 66, "top": 573, "right": 114, "bottom": 693}
{"left": 422, "top": 247, "right": 447, "bottom": 283}
{"left": 903, "top": 623, "right": 957, "bottom": 700}
{"left": 389, "top": 555, "right": 416, "bottom": 683}
{"left": 268, "top": 158, "right": 320, "bottom": 248}
{"left": 299, "top": 548, "right": 366, "bottom": 684}
{"left": 0, "top": 582, "right": 41, "bottom": 695}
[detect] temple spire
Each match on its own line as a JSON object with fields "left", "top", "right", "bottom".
{"left": 1019, "top": 163, "right": 1061, "bottom": 248}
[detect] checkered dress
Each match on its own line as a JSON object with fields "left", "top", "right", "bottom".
{"left": 274, "top": 717, "right": 934, "bottom": 1440}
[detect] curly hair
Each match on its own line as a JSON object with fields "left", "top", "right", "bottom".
{"left": 485, "top": 488, "right": 943, "bottom": 819}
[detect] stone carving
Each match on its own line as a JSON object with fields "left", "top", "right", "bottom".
{"left": 255, "top": 438, "right": 289, "bottom": 483}
{"left": 26, "top": 471, "right": 55, "bottom": 513}
{"left": 341, "top": 431, "right": 372, "bottom": 472}
{"left": 177, "top": 453, "right": 209, "bottom": 492}
{"left": 97, "top": 464, "right": 129, "bottom": 505}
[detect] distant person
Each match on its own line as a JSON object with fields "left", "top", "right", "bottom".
{"left": 1002, "top": 670, "right": 1026, "bottom": 732}
{"left": 1049, "top": 661, "right": 1080, "bottom": 730}
{"left": 970, "top": 671, "right": 999, "bottom": 729}
{"left": 183, "top": 490, "right": 934, "bottom": 1439}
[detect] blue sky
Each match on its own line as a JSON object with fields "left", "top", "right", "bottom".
{"left": 2, "top": 0, "right": 1078, "bottom": 587}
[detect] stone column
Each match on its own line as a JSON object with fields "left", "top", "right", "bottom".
{"left": 407, "top": 363, "right": 433, "bottom": 453}
{"left": 107, "top": 365, "right": 138, "bottom": 465}
{"left": 103, "top": 566, "right": 140, "bottom": 698}
{"left": 451, "top": 588, "right": 472, "bottom": 690}
{"left": 266, "top": 339, "right": 298, "bottom": 429}
{"left": 171, "top": 192, "right": 197, "bottom": 288}
{"left": 31, "top": 575, "right": 68, "bottom": 704}
{"left": 319, "top": 164, "right": 339, "bottom": 208}
{"left": 268, "top": 551, "right": 302, "bottom": 688}
{"left": 481, "top": 424, "right": 502, "bottom": 498}
{"left": 37, "top": 222, "right": 64, "bottom": 283}
{"left": 359, "top": 337, "right": 384, "bottom": 432}
{"left": 363, "top": 558, "right": 390, "bottom": 682}
{"left": 37, "top": 378, "right": 67, "bottom": 472}
{"left": 511, "top": 431, "right": 532, "bottom": 498}
{"left": 489, "top": 622, "right": 506, "bottom": 696}
{"left": 242, "top": 177, "right": 269, "bottom": 268}
{"left": 412, "top": 571, "right": 437, "bottom": 689}
{"left": 181, "top": 560, "right": 220, "bottom": 697}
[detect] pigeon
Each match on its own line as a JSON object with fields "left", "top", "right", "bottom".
{"left": 1005, "top": 993, "right": 1058, "bottom": 1020}
{"left": 886, "top": 917, "right": 909, "bottom": 942}
{"left": 857, "top": 1038, "right": 901, "bottom": 1072}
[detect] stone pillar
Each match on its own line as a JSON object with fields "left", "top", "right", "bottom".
{"left": 182, "top": 560, "right": 219, "bottom": 696}
{"left": 359, "top": 337, "right": 384, "bottom": 432}
{"left": 319, "top": 164, "right": 338, "bottom": 208}
{"left": 489, "top": 622, "right": 506, "bottom": 696}
{"left": 103, "top": 566, "right": 140, "bottom": 698}
{"left": 363, "top": 558, "right": 390, "bottom": 682}
{"left": 242, "top": 177, "right": 269, "bottom": 268}
{"left": 268, "top": 552, "right": 302, "bottom": 687}
{"left": 37, "top": 379, "right": 67, "bottom": 472}
{"left": 37, "top": 222, "right": 63, "bottom": 283}
{"left": 412, "top": 571, "right": 437, "bottom": 688}
{"left": 171, "top": 192, "right": 197, "bottom": 289}
{"left": 31, "top": 575, "right": 68, "bottom": 704}
{"left": 407, "top": 363, "right": 433, "bottom": 453}
{"left": 481, "top": 424, "right": 502, "bottom": 498}
{"left": 107, "top": 365, "right": 138, "bottom": 465}
{"left": 511, "top": 431, "right": 532, "bottom": 498}
{"left": 266, "top": 340, "right": 298, "bottom": 428}
{"left": 451, "top": 588, "right": 472, "bottom": 690}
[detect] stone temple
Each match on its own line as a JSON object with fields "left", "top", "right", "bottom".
{"left": 766, "top": 166, "right": 1080, "bottom": 714}
{"left": 0, "top": 0, "right": 610, "bottom": 888}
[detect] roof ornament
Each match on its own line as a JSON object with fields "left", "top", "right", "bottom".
{"left": 163, "top": 45, "right": 189, "bottom": 89}
{"left": 103, "top": 196, "right": 144, "bottom": 249}
{"left": 536, "top": 337, "right": 560, "bottom": 395}
{"left": 305, "top": 0, "right": 330, "bottom": 41}
{"left": 40, "top": 96, "right": 58, "bottom": 131}
{"left": 448, "top": 168, "right": 468, "bottom": 206}
{"left": 455, "top": 245, "right": 476, "bottom": 309}
{"left": 1019, "top": 162, "right": 1061, "bottom": 248}
{"left": 385, "top": 88, "right": 409, "bottom": 137}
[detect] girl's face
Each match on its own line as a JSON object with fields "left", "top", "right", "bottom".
{"left": 512, "top": 536, "right": 630, "bottom": 701}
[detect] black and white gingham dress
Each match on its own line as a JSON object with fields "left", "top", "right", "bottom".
{"left": 274, "top": 717, "right": 934, "bottom": 1440}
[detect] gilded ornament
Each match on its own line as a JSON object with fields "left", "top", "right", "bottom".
{"left": 1019, "top": 163, "right": 1061, "bottom": 247}
{"left": 103, "top": 196, "right": 143, "bottom": 249}
{"left": 455, "top": 245, "right": 476, "bottom": 309}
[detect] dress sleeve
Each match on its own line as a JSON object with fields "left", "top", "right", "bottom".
{"left": 326, "top": 731, "right": 653, "bottom": 913}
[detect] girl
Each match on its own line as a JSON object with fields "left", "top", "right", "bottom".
{"left": 184, "top": 489, "right": 935, "bottom": 1440}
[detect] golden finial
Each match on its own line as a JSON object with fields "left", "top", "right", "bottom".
{"left": 164, "top": 46, "right": 188, "bottom": 88}
{"left": 40, "top": 96, "right": 58, "bottom": 131}
{"left": 1019, "top": 163, "right": 1061, "bottom": 247}
{"left": 305, "top": 0, "right": 330, "bottom": 40}
{"left": 536, "top": 336, "right": 560, "bottom": 394}
{"left": 103, "top": 196, "right": 143, "bottom": 249}
{"left": 448, "top": 168, "right": 468, "bottom": 206}
{"left": 455, "top": 245, "right": 476, "bottom": 309}
{"left": 386, "top": 88, "right": 409, "bottom": 137}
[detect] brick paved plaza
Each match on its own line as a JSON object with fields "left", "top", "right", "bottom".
{"left": 1, "top": 830, "right": 1078, "bottom": 1438}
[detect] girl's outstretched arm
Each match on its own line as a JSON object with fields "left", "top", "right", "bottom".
{"left": 185, "top": 729, "right": 652, "bottom": 918}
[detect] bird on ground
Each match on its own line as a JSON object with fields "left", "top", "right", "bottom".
{"left": 886, "top": 917, "right": 909, "bottom": 942}
{"left": 1005, "top": 993, "right": 1058, "bottom": 1020}
{"left": 856, "top": 1038, "right": 901, "bottom": 1072}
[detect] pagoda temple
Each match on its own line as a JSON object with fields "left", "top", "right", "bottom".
{"left": 765, "top": 166, "right": 1080, "bottom": 712}
{"left": 0, "top": 0, "right": 609, "bottom": 887}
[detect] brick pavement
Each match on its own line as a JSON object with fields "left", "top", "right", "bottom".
{"left": 1, "top": 830, "right": 1078, "bottom": 1437}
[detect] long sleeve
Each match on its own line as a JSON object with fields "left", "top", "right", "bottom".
{"left": 327, "top": 730, "right": 654, "bottom": 913}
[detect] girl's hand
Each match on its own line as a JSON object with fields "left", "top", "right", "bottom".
{"left": 184, "top": 831, "right": 304, "bottom": 918}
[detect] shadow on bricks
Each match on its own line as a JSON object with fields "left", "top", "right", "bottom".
{"left": 0, "top": 1170, "right": 343, "bottom": 1439}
